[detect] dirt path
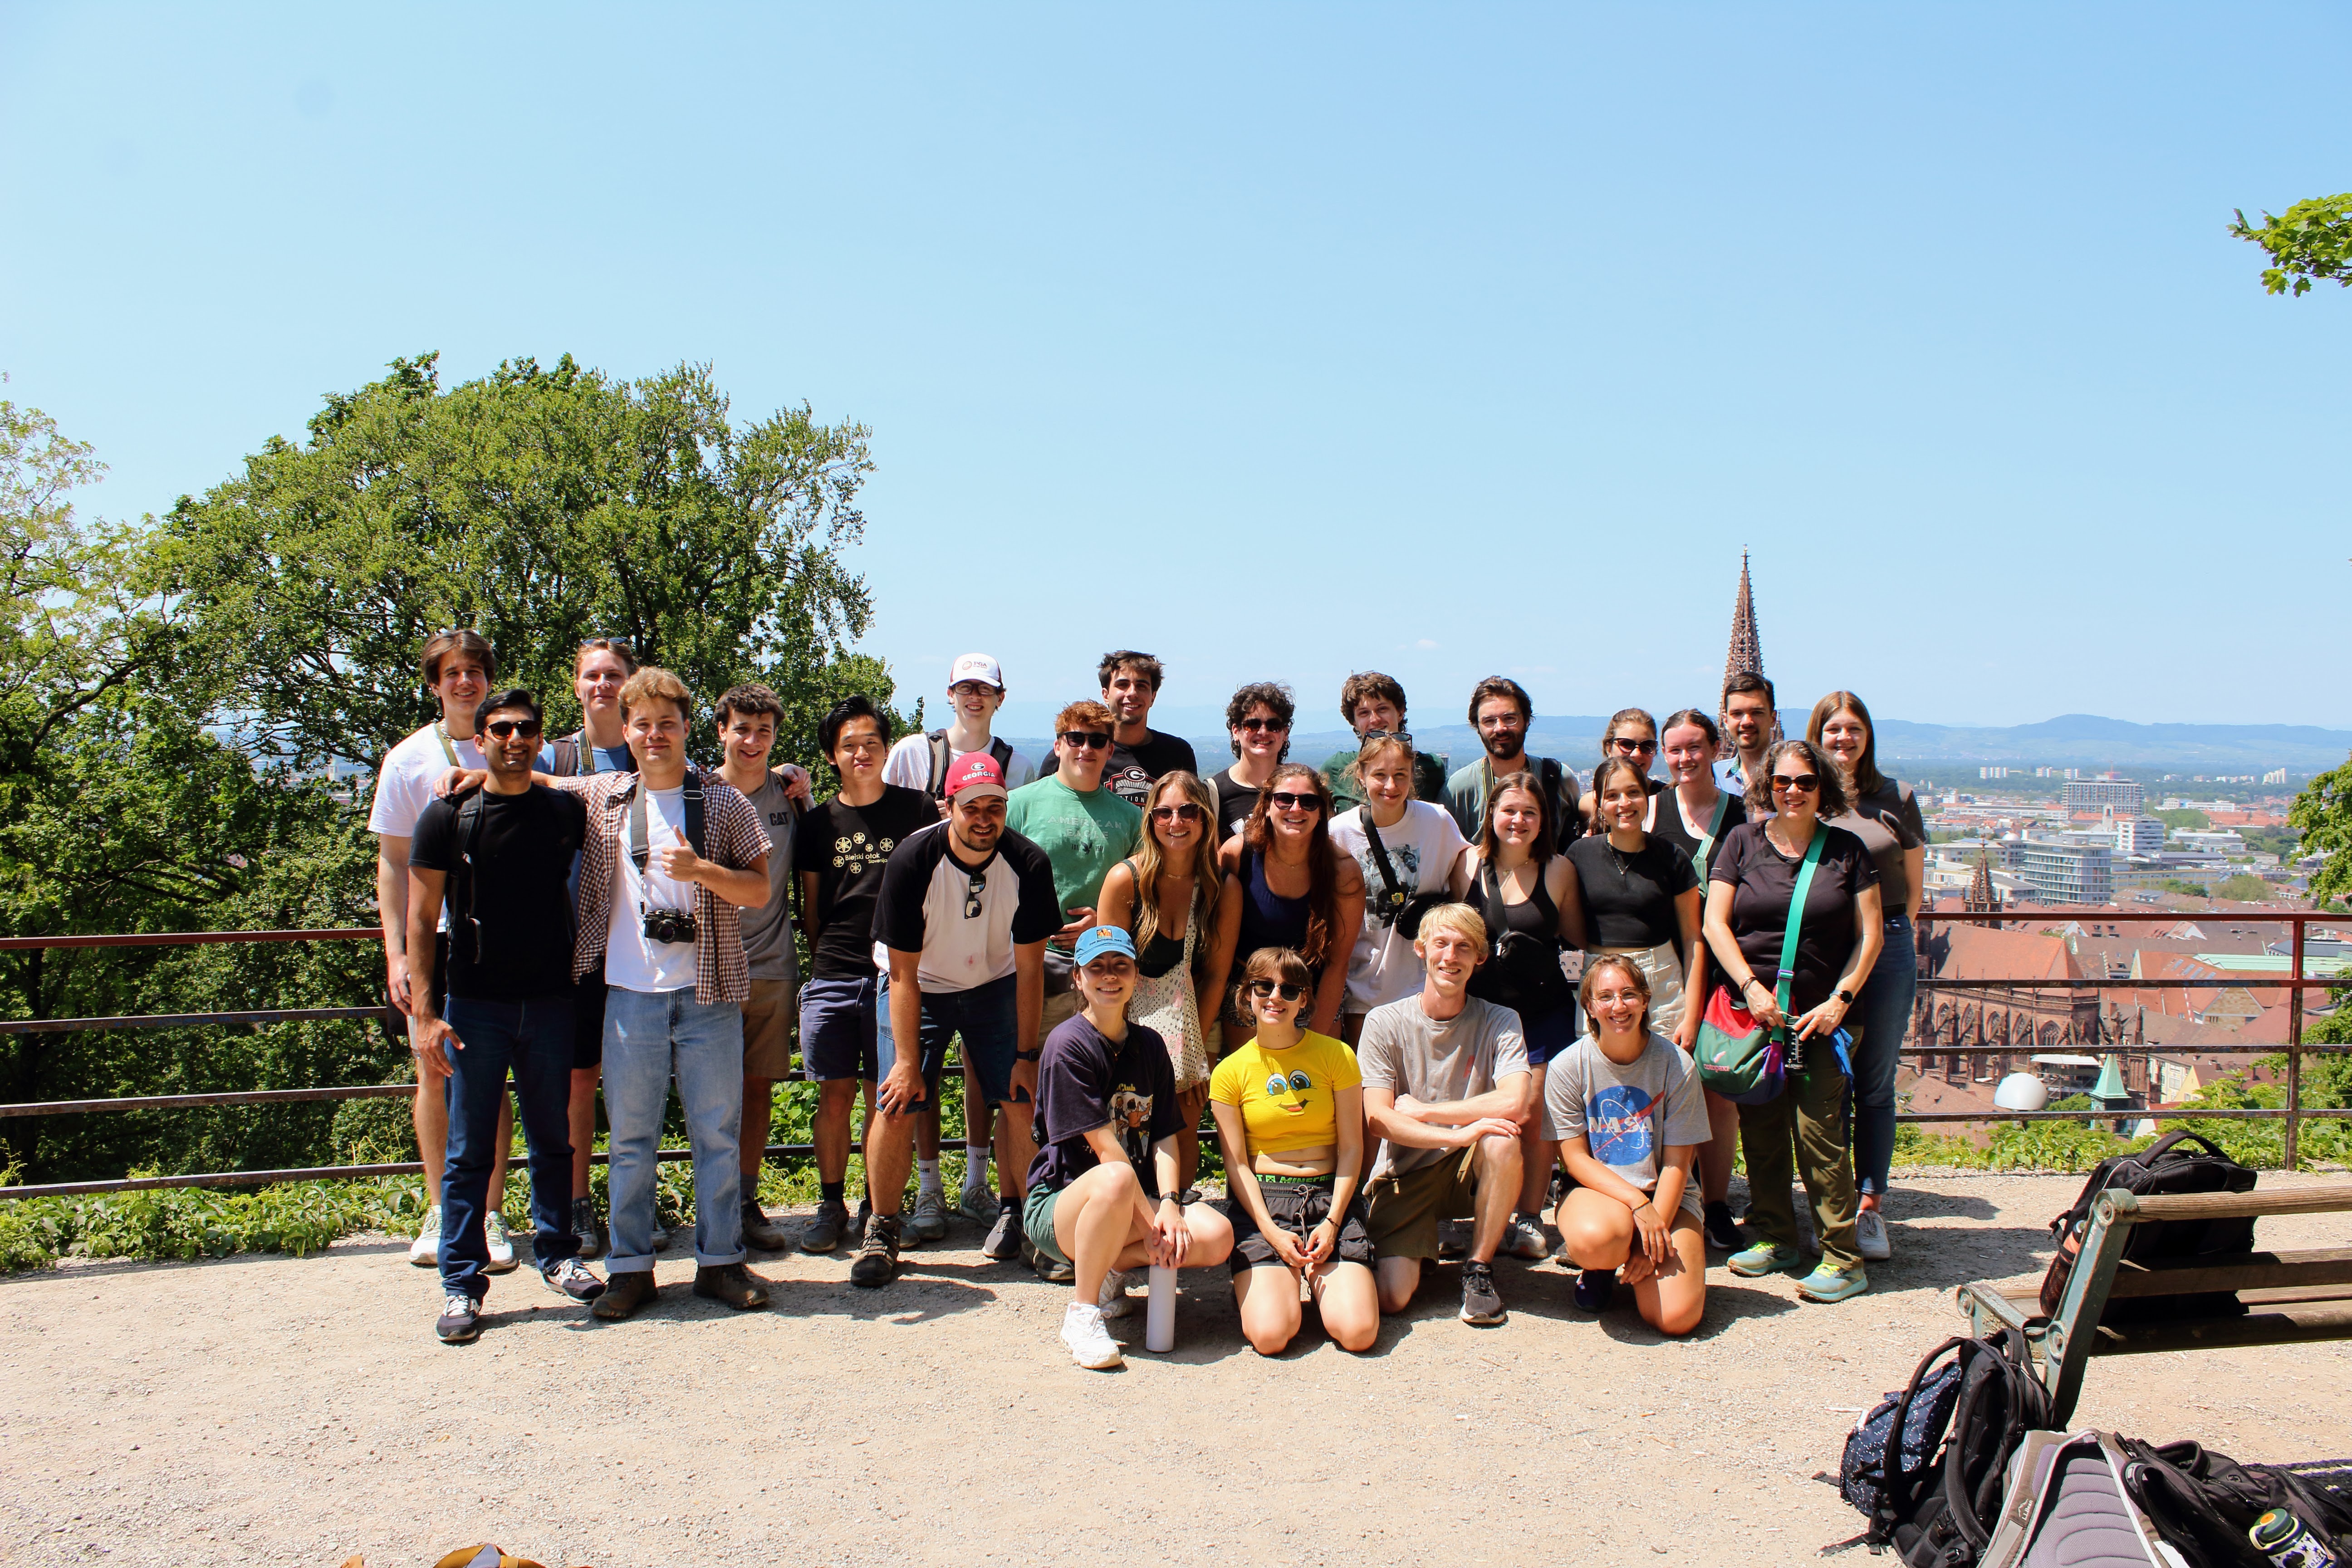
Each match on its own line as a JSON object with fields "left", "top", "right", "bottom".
{"left": 3, "top": 1172, "right": 2347, "bottom": 1568}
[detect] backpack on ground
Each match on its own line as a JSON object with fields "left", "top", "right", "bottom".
{"left": 2118, "top": 1437, "right": 2352, "bottom": 1568}
{"left": 1841, "top": 1329, "right": 2053, "bottom": 1566}
{"left": 1975, "top": 1431, "right": 2186, "bottom": 1568}
{"left": 926, "top": 730, "right": 1014, "bottom": 799}
{"left": 2038, "top": 1129, "right": 2257, "bottom": 1321}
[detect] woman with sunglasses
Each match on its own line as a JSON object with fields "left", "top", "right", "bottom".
{"left": 1330, "top": 731, "right": 1471, "bottom": 1047}
{"left": 1563, "top": 755, "right": 1709, "bottom": 1054}
{"left": 1211, "top": 681, "right": 1294, "bottom": 846}
{"left": 1808, "top": 691, "right": 1925, "bottom": 1265}
{"left": 1460, "top": 774, "right": 1578, "bottom": 1259}
{"left": 1211, "top": 764, "right": 1365, "bottom": 1049}
{"left": 1209, "top": 947, "right": 1379, "bottom": 1355}
{"left": 1098, "top": 771, "right": 1227, "bottom": 1191}
{"left": 1647, "top": 708, "right": 1749, "bottom": 1251}
{"left": 1700, "top": 739, "right": 1883, "bottom": 1303}
{"left": 1578, "top": 707, "right": 1665, "bottom": 831}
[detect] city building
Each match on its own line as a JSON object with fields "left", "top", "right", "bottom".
{"left": 2016, "top": 835, "right": 2114, "bottom": 903}
{"left": 2108, "top": 810, "right": 2166, "bottom": 854}
{"left": 2062, "top": 779, "right": 2145, "bottom": 813}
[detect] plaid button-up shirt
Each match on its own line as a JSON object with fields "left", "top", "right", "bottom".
{"left": 559, "top": 769, "right": 773, "bottom": 1006}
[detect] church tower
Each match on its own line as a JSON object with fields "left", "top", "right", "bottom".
{"left": 1718, "top": 550, "right": 1774, "bottom": 755}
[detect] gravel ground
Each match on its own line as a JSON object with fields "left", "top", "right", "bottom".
{"left": 2, "top": 1171, "right": 2347, "bottom": 1568}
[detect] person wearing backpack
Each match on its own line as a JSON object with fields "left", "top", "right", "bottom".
{"left": 1443, "top": 676, "right": 1582, "bottom": 850}
{"left": 880, "top": 651, "right": 1037, "bottom": 1225}
{"left": 1700, "top": 738, "right": 1883, "bottom": 1303}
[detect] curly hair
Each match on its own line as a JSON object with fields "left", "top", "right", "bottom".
{"left": 1224, "top": 681, "right": 1295, "bottom": 760}
{"left": 1742, "top": 738, "right": 1852, "bottom": 819}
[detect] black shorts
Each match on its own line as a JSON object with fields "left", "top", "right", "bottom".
{"left": 1222, "top": 1177, "right": 1375, "bottom": 1278}
{"left": 799, "top": 975, "right": 880, "bottom": 1084}
{"left": 571, "top": 960, "right": 607, "bottom": 1070}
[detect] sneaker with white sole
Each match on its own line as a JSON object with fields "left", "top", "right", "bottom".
{"left": 1501, "top": 1215, "right": 1551, "bottom": 1261}
{"left": 1854, "top": 1208, "right": 1892, "bottom": 1262}
{"left": 483, "top": 1212, "right": 518, "bottom": 1274}
{"left": 1796, "top": 1260, "right": 1869, "bottom": 1303}
{"left": 959, "top": 1184, "right": 997, "bottom": 1226}
{"left": 908, "top": 1189, "right": 948, "bottom": 1244}
{"left": 1060, "top": 1301, "right": 1123, "bottom": 1369}
{"left": 1097, "top": 1267, "right": 1141, "bottom": 1319}
{"left": 982, "top": 1205, "right": 1023, "bottom": 1261}
{"left": 1459, "top": 1261, "right": 1507, "bottom": 1326}
{"left": 570, "top": 1196, "right": 607, "bottom": 1261}
{"left": 541, "top": 1256, "right": 606, "bottom": 1303}
{"left": 408, "top": 1205, "right": 443, "bottom": 1267}
{"left": 435, "top": 1291, "right": 481, "bottom": 1344}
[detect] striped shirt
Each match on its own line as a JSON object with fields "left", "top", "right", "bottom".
{"left": 556, "top": 769, "right": 772, "bottom": 1006}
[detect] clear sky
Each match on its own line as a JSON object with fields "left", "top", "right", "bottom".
{"left": 3, "top": 5, "right": 2346, "bottom": 731}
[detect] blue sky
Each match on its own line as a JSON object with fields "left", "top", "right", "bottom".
{"left": 3, "top": 4, "right": 2346, "bottom": 732}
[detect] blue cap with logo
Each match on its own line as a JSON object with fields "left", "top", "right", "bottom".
{"left": 1073, "top": 926, "right": 1137, "bottom": 967}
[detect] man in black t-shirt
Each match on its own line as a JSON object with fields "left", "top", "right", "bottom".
{"left": 1040, "top": 650, "right": 1199, "bottom": 808}
{"left": 790, "top": 696, "right": 937, "bottom": 1254}
{"left": 408, "top": 688, "right": 605, "bottom": 1344}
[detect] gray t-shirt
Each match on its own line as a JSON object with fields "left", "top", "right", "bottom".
{"left": 738, "top": 773, "right": 799, "bottom": 984}
{"left": 1543, "top": 1030, "right": 1710, "bottom": 1219}
{"left": 1833, "top": 780, "right": 1926, "bottom": 916}
{"left": 1356, "top": 994, "right": 1529, "bottom": 1177}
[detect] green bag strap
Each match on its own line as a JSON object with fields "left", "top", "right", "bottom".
{"left": 1772, "top": 827, "right": 1827, "bottom": 1042}
{"left": 1694, "top": 791, "right": 1732, "bottom": 875}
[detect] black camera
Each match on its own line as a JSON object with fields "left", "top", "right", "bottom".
{"left": 642, "top": 907, "right": 699, "bottom": 945}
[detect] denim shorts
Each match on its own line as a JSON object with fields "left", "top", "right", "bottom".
{"left": 876, "top": 971, "right": 1022, "bottom": 1110}
{"left": 798, "top": 975, "right": 879, "bottom": 1083}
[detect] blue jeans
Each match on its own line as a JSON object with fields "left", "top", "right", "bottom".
{"left": 441, "top": 993, "right": 578, "bottom": 1298}
{"left": 875, "top": 971, "right": 1022, "bottom": 1109}
{"left": 1852, "top": 913, "right": 1917, "bottom": 1197}
{"left": 603, "top": 985, "right": 746, "bottom": 1272}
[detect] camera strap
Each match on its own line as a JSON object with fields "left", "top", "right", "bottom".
{"left": 1362, "top": 812, "right": 1411, "bottom": 921}
{"left": 454, "top": 787, "right": 490, "bottom": 963}
{"left": 628, "top": 769, "right": 708, "bottom": 911}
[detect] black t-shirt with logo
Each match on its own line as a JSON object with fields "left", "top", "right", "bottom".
{"left": 1044, "top": 730, "right": 1200, "bottom": 809}
{"left": 1210, "top": 766, "right": 1262, "bottom": 845}
{"left": 1025, "top": 1014, "right": 1182, "bottom": 1198}
{"left": 408, "top": 786, "right": 587, "bottom": 1001}
{"left": 791, "top": 785, "right": 938, "bottom": 980}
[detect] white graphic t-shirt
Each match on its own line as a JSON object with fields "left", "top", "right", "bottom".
{"left": 1330, "top": 800, "right": 1468, "bottom": 1012}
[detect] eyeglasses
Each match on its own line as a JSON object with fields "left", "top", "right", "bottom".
{"left": 1361, "top": 728, "right": 1413, "bottom": 745}
{"left": 1248, "top": 980, "right": 1306, "bottom": 1001}
{"left": 948, "top": 681, "right": 998, "bottom": 699}
{"left": 1610, "top": 738, "right": 1658, "bottom": 755}
{"left": 1238, "top": 717, "right": 1289, "bottom": 733}
{"left": 1149, "top": 803, "right": 1204, "bottom": 823}
{"left": 1060, "top": 730, "right": 1112, "bottom": 750}
{"left": 484, "top": 718, "right": 543, "bottom": 739}
{"left": 1772, "top": 774, "right": 1821, "bottom": 794}
{"left": 1268, "top": 791, "right": 1320, "bottom": 811}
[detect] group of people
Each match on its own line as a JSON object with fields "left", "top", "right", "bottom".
{"left": 376, "top": 637, "right": 1925, "bottom": 1369}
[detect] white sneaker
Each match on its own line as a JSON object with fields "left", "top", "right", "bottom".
{"left": 408, "top": 1205, "right": 443, "bottom": 1267}
{"left": 1502, "top": 1214, "right": 1551, "bottom": 1261}
{"left": 1854, "top": 1208, "right": 1892, "bottom": 1262}
{"left": 908, "top": 1189, "right": 948, "bottom": 1244}
{"left": 1097, "top": 1267, "right": 1141, "bottom": 1319}
{"left": 483, "top": 1212, "right": 518, "bottom": 1274}
{"left": 1060, "top": 1301, "right": 1123, "bottom": 1370}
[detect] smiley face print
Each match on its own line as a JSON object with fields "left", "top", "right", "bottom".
{"left": 1263, "top": 1067, "right": 1315, "bottom": 1116}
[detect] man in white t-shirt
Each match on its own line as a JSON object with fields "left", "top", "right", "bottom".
{"left": 368, "top": 629, "right": 513, "bottom": 1271}
{"left": 880, "top": 651, "right": 1038, "bottom": 1226}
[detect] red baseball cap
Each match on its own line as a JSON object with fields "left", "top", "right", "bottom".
{"left": 944, "top": 752, "right": 1008, "bottom": 801}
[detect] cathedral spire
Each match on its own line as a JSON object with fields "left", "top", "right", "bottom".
{"left": 1722, "top": 548, "right": 1764, "bottom": 695}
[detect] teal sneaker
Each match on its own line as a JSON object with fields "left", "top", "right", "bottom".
{"left": 1796, "top": 1261, "right": 1869, "bottom": 1303}
{"left": 1726, "top": 1240, "right": 1801, "bottom": 1277}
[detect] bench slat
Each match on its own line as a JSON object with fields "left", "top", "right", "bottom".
{"left": 2085, "top": 1302, "right": 2352, "bottom": 1356}
{"left": 2107, "top": 1248, "right": 2352, "bottom": 1298}
{"left": 2110, "top": 1184, "right": 2352, "bottom": 1223}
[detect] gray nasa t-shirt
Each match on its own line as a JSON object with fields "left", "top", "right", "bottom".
{"left": 1356, "top": 994, "right": 1529, "bottom": 1178}
{"left": 738, "top": 773, "right": 799, "bottom": 984}
{"left": 1543, "top": 1030, "right": 1710, "bottom": 1219}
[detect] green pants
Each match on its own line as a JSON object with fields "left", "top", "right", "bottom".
{"left": 1736, "top": 1052, "right": 1860, "bottom": 1271}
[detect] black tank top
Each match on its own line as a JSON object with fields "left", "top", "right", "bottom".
{"left": 1468, "top": 858, "right": 1573, "bottom": 1019}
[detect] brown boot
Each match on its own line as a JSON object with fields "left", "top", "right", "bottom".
{"left": 692, "top": 1262, "right": 771, "bottom": 1310}
{"left": 590, "top": 1269, "right": 658, "bottom": 1321}
{"left": 740, "top": 1198, "right": 793, "bottom": 1252}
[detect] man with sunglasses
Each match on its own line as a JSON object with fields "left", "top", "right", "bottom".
{"left": 856, "top": 753, "right": 1061, "bottom": 1287}
{"left": 1040, "top": 652, "right": 1198, "bottom": 808}
{"left": 1443, "top": 676, "right": 1582, "bottom": 850}
{"left": 1213, "top": 681, "right": 1295, "bottom": 845}
{"left": 406, "top": 689, "right": 603, "bottom": 1342}
{"left": 1002, "top": 700, "right": 1144, "bottom": 1269}
{"left": 1322, "top": 672, "right": 1449, "bottom": 814}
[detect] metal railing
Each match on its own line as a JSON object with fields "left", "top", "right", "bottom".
{"left": 2, "top": 906, "right": 2347, "bottom": 1199}
{"left": 1910, "top": 906, "right": 2351, "bottom": 1168}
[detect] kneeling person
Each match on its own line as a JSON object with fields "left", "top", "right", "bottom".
{"left": 1550, "top": 955, "right": 1709, "bottom": 1336}
{"left": 1025, "top": 926, "right": 1234, "bottom": 1369}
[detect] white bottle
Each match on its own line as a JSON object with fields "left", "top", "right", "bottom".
{"left": 1145, "top": 1265, "right": 1176, "bottom": 1352}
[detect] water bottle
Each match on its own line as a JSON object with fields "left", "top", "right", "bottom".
{"left": 2250, "top": 1509, "right": 2340, "bottom": 1568}
{"left": 1145, "top": 1265, "right": 1176, "bottom": 1352}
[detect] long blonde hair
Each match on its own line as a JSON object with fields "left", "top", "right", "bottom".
{"left": 1132, "top": 771, "right": 1221, "bottom": 949}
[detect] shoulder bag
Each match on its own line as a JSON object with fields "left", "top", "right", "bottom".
{"left": 1694, "top": 825, "right": 1821, "bottom": 1104}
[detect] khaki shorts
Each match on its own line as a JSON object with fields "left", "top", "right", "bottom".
{"left": 1038, "top": 989, "right": 1083, "bottom": 1039}
{"left": 742, "top": 976, "right": 798, "bottom": 1080}
{"left": 1362, "top": 1144, "right": 1483, "bottom": 1261}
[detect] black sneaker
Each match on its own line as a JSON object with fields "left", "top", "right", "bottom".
{"left": 849, "top": 1214, "right": 901, "bottom": 1288}
{"left": 981, "top": 1203, "right": 1023, "bottom": 1261}
{"left": 541, "top": 1256, "right": 606, "bottom": 1303}
{"left": 801, "top": 1198, "right": 850, "bottom": 1253}
{"left": 1573, "top": 1268, "right": 1614, "bottom": 1313}
{"left": 435, "top": 1291, "right": 482, "bottom": 1344}
{"left": 1703, "top": 1200, "right": 1742, "bottom": 1253}
{"left": 571, "top": 1196, "right": 607, "bottom": 1262}
{"left": 1459, "top": 1261, "right": 1506, "bottom": 1326}
{"left": 1024, "top": 1235, "right": 1075, "bottom": 1284}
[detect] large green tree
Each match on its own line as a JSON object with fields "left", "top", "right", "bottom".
{"left": 2231, "top": 193, "right": 2352, "bottom": 296}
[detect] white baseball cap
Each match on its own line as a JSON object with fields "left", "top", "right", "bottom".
{"left": 948, "top": 652, "right": 1005, "bottom": 690}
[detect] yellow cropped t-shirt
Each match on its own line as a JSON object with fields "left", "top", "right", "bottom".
{"left": 1208, "top": 1031, "right": 1362, "bottom": 1159}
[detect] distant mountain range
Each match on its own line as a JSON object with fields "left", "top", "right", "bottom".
{"left": 995, "top": 710, "right": 2352, "bottom": 775}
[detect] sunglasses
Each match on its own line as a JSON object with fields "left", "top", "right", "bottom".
{"left": 1150, "top": 803, "right": 1204, "bottom": 823}
{"left": 1611, "top": 738, "right": 1658, "bottom": 755}
{"left": 484, "top": 718, "right": 543, "bottom": 740}
{"left": 1248, "top": 979, "right": 1306, "bottom": 1001}
{"left": 1772, "top": 774, "right": 1821, "bottom": 793}
{"left": 1268, "top": 791, "right": 1321, "bottom": 811}
{"left": 963, "top": 867, "right": 988, "bottom": 920}
{"left": 1060, "top": 730, "right": 1113, "bottom": 750}
{"left": 1361, "top": 727, "right": 1413, "bottom": 745}
{"left": 578, "top": 635, "right": 634, "bottom": 652}
{"left": 1238, "top": 717, "right": 1289, "bottom": 733}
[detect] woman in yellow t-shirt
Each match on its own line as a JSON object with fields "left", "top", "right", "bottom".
{"left": 1209, "top": 946, "right": 1379, "bottom": 1355}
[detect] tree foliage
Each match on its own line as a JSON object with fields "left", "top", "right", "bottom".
{"left": 2289, "top": 757, "right": 2352, "bottom": 908}
{"left": 2231, "top": 193, "right": 2352, "bottom": 296}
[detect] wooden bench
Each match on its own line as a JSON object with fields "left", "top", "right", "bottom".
{"left": 1956, "top": 1181, "right": 2352, "bottom": 1426}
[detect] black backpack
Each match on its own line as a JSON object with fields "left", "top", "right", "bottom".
{"left": 925, "top": 730, "right": 1014, "bottom": 799}
{"left": 1842, "top": 1330, "right": 2053, "bottom": 1567}
{"left": 2038, "top": 1129, "right": 2256, "bottom": 1321}
{"left": 2121, "top": 1437, "right": 2352, "bottom": 1567}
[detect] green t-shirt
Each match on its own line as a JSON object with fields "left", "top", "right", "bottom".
{"left": 1003, "top": 775, "right": 1143, "bottom": 918}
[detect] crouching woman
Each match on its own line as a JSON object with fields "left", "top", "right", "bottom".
{"left": 1550, "top": 955, "right": 1709, "bottom": 1336}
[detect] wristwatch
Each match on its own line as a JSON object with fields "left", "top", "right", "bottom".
{"left": 1834, "top": 988, "right": 1856, "bottom": 1005}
